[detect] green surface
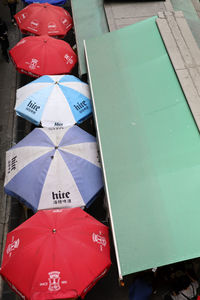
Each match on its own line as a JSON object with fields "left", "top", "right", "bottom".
{"left": 85, "top": 17, "right": 200, "bottom": 277}
{"left": 71, "top": 0, "right": 108, "bottom": 77}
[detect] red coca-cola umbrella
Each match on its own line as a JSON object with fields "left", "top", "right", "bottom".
{"left": 9, "top": 35, "right": 77, "bottom": 77}
{"left": 0, "top": 208, "right": 111, "bottom": 300}
{"left": 15, "top": 3, "right": 73, "bottom": 38}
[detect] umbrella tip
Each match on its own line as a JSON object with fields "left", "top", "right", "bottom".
{"left": 52, "top": 228, "right": 56, "bottom": 233}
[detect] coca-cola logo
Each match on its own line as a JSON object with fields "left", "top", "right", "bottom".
{"left": 6, "top": 236, "right": 20, "bottom": 257}
{"left": 48, "top": 22, "right": 57, "bottom": 30}
{"left": 30, "top": 19, "right": 39, "bottom": 28}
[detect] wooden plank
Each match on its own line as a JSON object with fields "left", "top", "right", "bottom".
{"left": 175, "top": 11, "right": 200, "bottom": 66}
{"left": 189, "top": 67, "right": 200, "bottom": 96}
{"left": 177, "top": 69, "right": 200, "bottom": 128}
{"left": 157, "top": 11, "right": 200, "bottom": 132}
{"left": 156, "top": 18, "right": 185, "bottom": 69}
{"left": 165, "top": 12, "right": 194, "bottom": 67}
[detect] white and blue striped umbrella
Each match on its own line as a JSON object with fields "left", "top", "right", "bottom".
{"left": 4, "top": 126, "right": 103, "bottom": 211}
{"left": 15, "top": 75, "right": 92, "bottom": 128}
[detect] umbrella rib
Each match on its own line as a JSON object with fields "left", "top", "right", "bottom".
{"left": 56, "top": 224, "right": 109, "bottom": 260}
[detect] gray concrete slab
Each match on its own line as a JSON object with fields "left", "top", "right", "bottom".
{"left": 104, "top": 0, "right": 170, "bottom": 31}
{"left": 156, "top": 10, "right": 200, "bottom": 132}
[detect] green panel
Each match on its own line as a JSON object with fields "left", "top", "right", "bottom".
{"left": 85, "top": 17, "right": 200, "bottom": 278}
{"left": 71, "top": 0, "right": 108, "bottom": 76}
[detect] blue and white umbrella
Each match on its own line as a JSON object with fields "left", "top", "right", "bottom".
{"left": 4, "top": 126, "right": 103, "bottom": 211}
{"left": 15, "top": 75, "right": 92, "bottom": 128}
{"left": 23, "top": 0, "right": 67, "bottom": 6}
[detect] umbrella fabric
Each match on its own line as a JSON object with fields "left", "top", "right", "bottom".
{"left": 4, "top": 126, "right": 103, "bottom": 211}
{"left": 9, "top": 35, "right": 77, "bottom": 77}
{"left": 15, "top": 3, "right": 73, "bottom": 38}
{"left": 23, "top": 0, "right": 67, "bottom": 6}
{"left": 0, "top": 208, "right": 111, "bottom": 299}
{"left": 15, "top": 75, "right": 92, "bottom": 127}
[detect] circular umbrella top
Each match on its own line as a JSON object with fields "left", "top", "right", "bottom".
{"left": 9, "top": 35, "right": 77, "bottom": 77}
{"left": 15, "top": 3, "right": 73, "bottom": 38}
{"left": 4, "top": 126, "right": 103, "bottom": 211}
{"left": 15, "top": 75, "right": 92, "bottom": 128}
{"left": 0, "top": 208, "right": 111, "bottom": 299}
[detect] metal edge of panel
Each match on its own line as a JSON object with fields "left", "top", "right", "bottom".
{"left": 83, "top": 39, "right": 123, "bottom": 281}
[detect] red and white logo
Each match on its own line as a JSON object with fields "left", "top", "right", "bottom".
{"left": 25, "top": 58, "right": 40, "bottom": 70}
{"left": 20, "top": 12, "right": 27, "bottom": 20}
{"left": 48, "top": 271, "right": 61, "bottom": 291}
{"left": 16, "top": 39, "right": 26, "bottom": 47}
{"left": 39, "top": 271, "right": 67, "bottom": 290}
{"left": 92, "top": 231, "right": 107, "bottom": 251}
{"left": 30, "top": 19, "right": 39, "bottom": 28}
{"left": 64, "top": 54, "right": 74, "bottom": 65}
{"left": 48, "top": 22, "right": 57, "bottom": 30}
{"left": 61, "top": 18, "right": 68, "bottom": 25}
{"left": 6, "top": 236, "right": 20, "bottom": 257}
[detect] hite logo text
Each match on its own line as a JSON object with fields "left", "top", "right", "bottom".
{"left": 26, "top": 100, "right": 40, "bottom": 114}
{"left": 74, "top": 100, "right": 89, "bottom": 113}
{"left": 52, "top": 191, "right": 71, "bottom": 205}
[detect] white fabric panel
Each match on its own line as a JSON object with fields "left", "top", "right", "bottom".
{"left": 48, "top": 75, "right": 64, "bottom": 82}
{"left": 40, "top": 127, "right": 70, "bottom": 149}
{"left": 59, "top": 82, "right": 91, "bottom": 99}
{"left": 60, "top": 142, "right": 101, "bottom": 168}
{"left": 16, "top": 83, "right": 52, "bottom": 107}
{"left": 4, "top": 146, "right": 53, "bottom": 185}
{"left": 38, "top": 150, "right": 84, "bottom": 210}
{"left": 40, "top": 85, "right": 76, "bottom": 128}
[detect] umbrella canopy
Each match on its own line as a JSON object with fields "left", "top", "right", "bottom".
{"left": 23, "top": 0, "right": 67, "bottom": 6}
{"left": 15, "top": 75, "right": 92, "bottom": 127}
{"left": 9, "top": 35, "right": 77, "bottom": 77}
{"left": 4, "top": 126, "right": 103, "bottom": 211}
{"left": 0, "top": 207, "right": 111, "bottom": 299}
{"left": 15, "top": 3, "right": 73, "bottom": 38}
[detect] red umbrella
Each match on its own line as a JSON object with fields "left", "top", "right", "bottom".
{"left": 15, "top": 3, "right": 73, "bottom": 38}
{"left": 0, "top": 208, "right": 111, "bottom": 300}
{"left": 9, "top": 35, "right": 77, "bottom": 77}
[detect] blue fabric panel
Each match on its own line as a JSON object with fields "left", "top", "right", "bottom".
{"left": 59, "top": 84, "right": 92, "bottom": 124}
{"left": 12, "top": 128, "right": 55, "bottom": 149}
{"left": 16, "top": 85, "right": 54, "bottom": 126}
{"left": 4, "top": 189, "right": 38, "bottom": 212}
{"left": 59, "top": 75, "right": 82, "bottom": 83}
{"left": 23, "top": 0, "right": 66, "bottom": 5}
{"left": 59, "top": 125, "right": 96, "bottom": 147}
{"left": 4, "top": 150, "right": 55, "bottom": 211}
{"left": 29, "top": 75, "right": 54, "bottom": 84}
{"left": 59, "top": 149, "right": 103, "bottom": 205}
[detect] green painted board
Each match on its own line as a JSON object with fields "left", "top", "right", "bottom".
{"left": 71, "top": 0, "right": 108, "bottom": 77}
{"left": 84, "top": 17, "right": 200, "bottom": 278}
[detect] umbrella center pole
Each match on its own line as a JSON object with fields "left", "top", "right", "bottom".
{"left": 52, "top": 228, "right": 56, "bottom": 233}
